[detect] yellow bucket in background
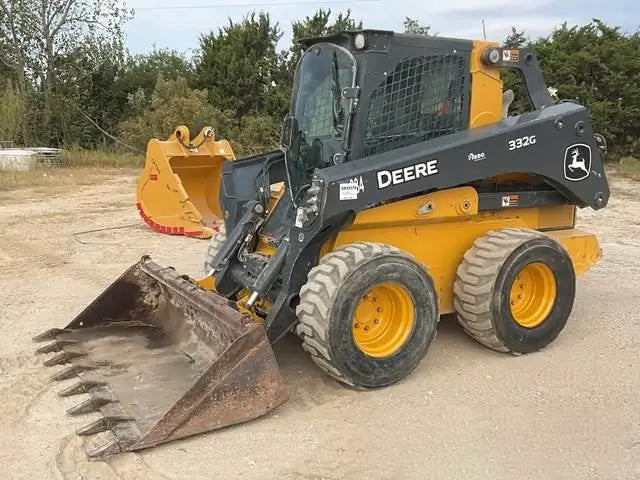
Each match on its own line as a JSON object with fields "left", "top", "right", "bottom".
{"left": 136, "top": 126, "right": 234, "bottom": 239}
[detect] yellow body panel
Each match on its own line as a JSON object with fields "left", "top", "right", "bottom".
{"left": 136, "top": 125, "right": 234, "bottom": 238}
{"left": 469, "top": 40, "right": 503, "bottom": 128}
{"left": 469, "top": 42, "right": 531, "bottom": 185}
{"left": 545, "top": 228, "right": 602, "bottom": 275}
{"left": 321, "top": 187, "right": 598, "bottom": 314}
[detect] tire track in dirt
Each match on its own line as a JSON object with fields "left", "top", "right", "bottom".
{"left": 0, "top": 352, "right": 41, "bottom": 375}
{"left": 54, "top": 434, "right": 176, "bottom": 480}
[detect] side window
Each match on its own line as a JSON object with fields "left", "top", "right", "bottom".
{"left": 364, "top": 55, "right": 466, "bottom": 156}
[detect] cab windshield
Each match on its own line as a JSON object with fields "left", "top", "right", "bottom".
{"left": 286, "top": 44, "right": 356, "bottom": 201}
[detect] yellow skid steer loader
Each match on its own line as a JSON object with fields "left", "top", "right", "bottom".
{"left": 35, "top": 32, "right": 609, "bottom": 458}
{"left": 136, "top": 126, "right": 234, "bottom": 239}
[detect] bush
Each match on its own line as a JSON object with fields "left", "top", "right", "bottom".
{"left": 528, "top": 21, "right": 640, "bottom": 159}
{"left": 118, "top": 76, "right": 236, "bottom": 151}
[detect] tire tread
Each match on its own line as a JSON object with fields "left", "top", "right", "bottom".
{"left": 454, "top": 228, "right": 544, "bottom": 353}
{"left": 296, "top": 242, "right": 425, "bottom": 386}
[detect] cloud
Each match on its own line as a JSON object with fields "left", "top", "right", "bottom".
{"left": 124, "top": 0, "right": 640, "bottom": 54}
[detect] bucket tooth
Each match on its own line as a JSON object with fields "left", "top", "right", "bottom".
{"left": 87, "top": 440, "right": 121, "bottom": 459}
{"left": 77, "top": 416, "right": 131, "bottom": 436}
{"left": 67, "top": 398, "right": 100, "bottom": 415}
{"left": 59, "top": 380, "right": 105, "bottom": 397}
{"left": 50, "top": 365, "right": 95, "bottom": 382}
{"left": 67, "top": 388, "right": 114, "bottom": 415}
{"left": 43, "top": 351, "right": 86, "bottom": 367}
{"left": 33, "top": 328, "right": 71, "bottom": 342}
{"left": 37, "top": 340, "right": 78, "bottom": 354}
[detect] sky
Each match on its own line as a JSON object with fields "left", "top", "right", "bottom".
{"left": 125, "top": 0, "right": 640, "bottom": 55}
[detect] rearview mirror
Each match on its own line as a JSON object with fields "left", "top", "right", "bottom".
{"left": 280, "top": 114, "right": 297, "bottom": 150}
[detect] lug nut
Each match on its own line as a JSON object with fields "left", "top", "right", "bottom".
{"left": 374, "top": 318, "right": 380, "bottom": 324}
{"left": 518, "top": 294, "right": 523, "bottom": 299}
{"left": 520, "top": 284, "right": 525, "bottom": 289}
{"left": 354, "top": 323, "right": 360, "bottom": 328}
{"left": 377, "top": 307, "right": 383, "bottom": 312}
{"left": 364, "top": 325, "right": 370, "bottom": 331}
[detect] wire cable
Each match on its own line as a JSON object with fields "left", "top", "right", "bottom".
{"left": 68, "top": 101, "right": 143, "bottom": 154}
{"left": 72, "top": 222, "right": 143, "bottom": 245}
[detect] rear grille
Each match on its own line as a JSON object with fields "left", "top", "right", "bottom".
{"left": 364, "top": 54, "right": 466, "bottom": 156}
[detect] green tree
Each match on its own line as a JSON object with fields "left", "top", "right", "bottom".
{"left": 0, "top": 0, "right": 130, "bottom": 145}
{"left": 533, "top": 20, "right": 640, "bottom": 156}
{"left": 50, "top": 43, "right": 125, "bottom": 147}
{"left": 117, "top": 49, "right": 195, "bottom": 115}
{"left": 290, "top": 9, "right": 361, "bottom": 61}
{"left": 279, "top": 9, "right": 362, "bottom": 116}
{"left": 403, "top": 17, "right": 430, "bottom": 36}
{"left": 195, "top": 12, "right": 283, "bottom": 119}
{"left": 504, "top": 27, "right": 527, "bottom": 48}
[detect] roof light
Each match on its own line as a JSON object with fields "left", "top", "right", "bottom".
{"left": 354, "top": 33, "right": 366, "bottom": 50}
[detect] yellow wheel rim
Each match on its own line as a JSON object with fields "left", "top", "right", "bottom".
{"left": 509, "top": 262, "right": 557, "bottom": 328}
{"left": 352, "top": 282, "right": 415, "bottom": 357}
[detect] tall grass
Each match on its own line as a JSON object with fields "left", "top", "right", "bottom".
{"left": 61, "top": 149, "right": 144, "bottom": 168}
{"left": 0, "top": 149, "right": 143, "bottom": 192}
{"left": 618, "top": 156, "right": 640, "bottom": 181}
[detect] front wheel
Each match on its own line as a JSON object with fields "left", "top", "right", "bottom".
{"left": 296, "top": 242, "right": 439, "bottom": 388}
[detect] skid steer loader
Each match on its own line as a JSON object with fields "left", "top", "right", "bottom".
{"left": 35, "top": 31, "right": 609, "bottom": 457}
{"left": 136, "top": 125, "right": 234, "bottom": 239}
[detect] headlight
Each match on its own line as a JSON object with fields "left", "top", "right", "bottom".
{"left": 354, "top": 33, "right": 366, "bottom": 50}
{"left": 482, "top": 47, "right": 500, "bottom": 65}
{"left": 294, "top": 178, "right": 323, "bottom": 229}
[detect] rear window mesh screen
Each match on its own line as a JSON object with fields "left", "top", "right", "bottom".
{"left": 364, "top": 55, "right": 466, "bottom": 156}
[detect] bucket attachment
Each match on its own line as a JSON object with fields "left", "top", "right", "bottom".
{"left": 136, "top": 126, "right": 235, "bottom": 239}
{"left": 34, "top": 257, "right": 288, "bottom": 458}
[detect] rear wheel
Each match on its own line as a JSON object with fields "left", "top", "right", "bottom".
{"left": 203, "top": 225, "right": 227, "bottom": 275}
{"left": 454, "top": 228, "right": 575, "bottom": 353}
{"left": 296, "top": 242, "right": 438, "bottom": 388}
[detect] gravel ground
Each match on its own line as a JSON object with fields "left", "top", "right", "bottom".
{"left": 0, "top": 172, "right": 637, "bottom": 480}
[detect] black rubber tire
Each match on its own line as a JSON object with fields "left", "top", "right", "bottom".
{"left": 454, "top": 228, "right": 576, "bottom": 354}
{"left": 202, "top": 226, "right": 227, "bottom": 275}
{"left": 295, "top": 242, "right": 439, "bottom": 388}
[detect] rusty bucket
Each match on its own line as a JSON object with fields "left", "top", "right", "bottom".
{"left": 34, "top": 257, "right": 287, "bottom": 457}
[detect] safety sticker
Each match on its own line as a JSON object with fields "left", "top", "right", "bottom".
{"left": 339, "top": 176, "right": 365, "bottom": 200}
{"left": 502, "top": 194, "right": 519, "bottom": 207}
{"left": 502, "top": 49, "right": 520, "bottom": 63}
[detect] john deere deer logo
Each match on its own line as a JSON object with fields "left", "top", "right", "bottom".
{"left": 564, "top": 144, "right": 591, "bottom": 181}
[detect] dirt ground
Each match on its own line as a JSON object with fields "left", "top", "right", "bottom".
{"left": 0, "top": 172, "right": 638, "bottom": 480}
